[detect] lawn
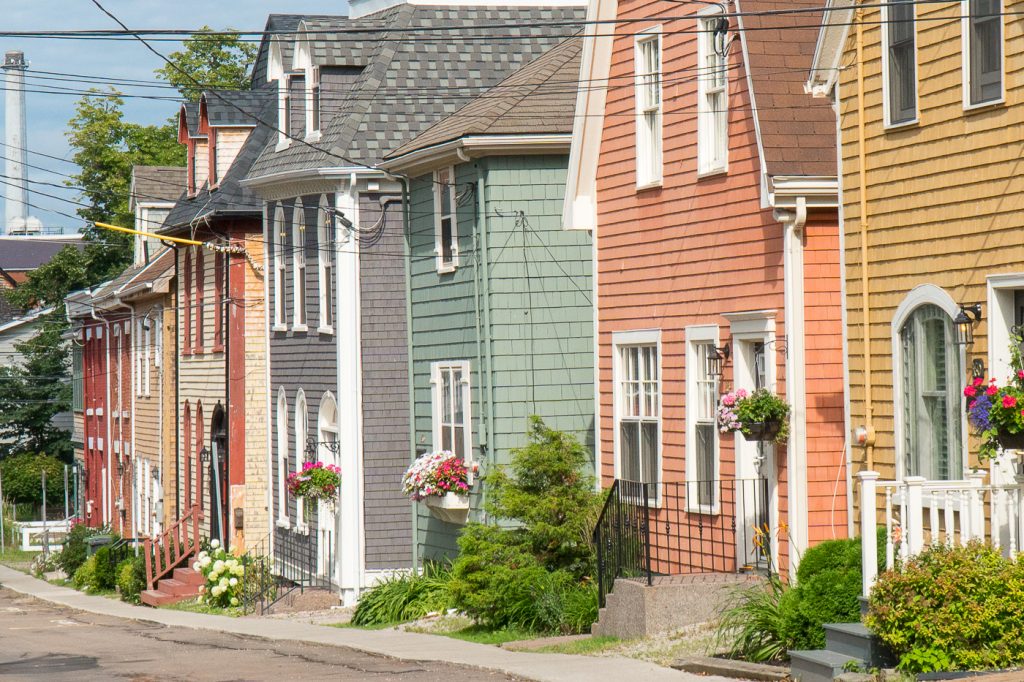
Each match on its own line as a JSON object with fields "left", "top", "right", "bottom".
{"left": 533, "top": 636, "right": 621, "bottom": 655}
{"left": 0, "top": 547, "right": 39, "bottom": 573}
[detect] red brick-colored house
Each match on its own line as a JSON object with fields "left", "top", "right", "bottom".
{"left": 566, "top": 0, "right": 847, "bottom": 578}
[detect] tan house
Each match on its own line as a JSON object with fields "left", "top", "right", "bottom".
{"left": 809, "top": 0, "right": 1024, "bottom": 582}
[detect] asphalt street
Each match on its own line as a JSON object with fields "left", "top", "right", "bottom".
{"left": 0, "top": 588, "right": 519, "bottom": 681}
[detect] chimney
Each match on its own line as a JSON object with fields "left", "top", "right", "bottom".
{"left": 3, "top": 50, "right": 41, "bottom": 236}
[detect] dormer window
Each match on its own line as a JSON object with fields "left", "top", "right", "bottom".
{"left": 209, "top": 132, "right": 218, "bottom": 186}
{"left": 283, "top": 82, "right": 292, "bottom": 139}
{"left": 309, "top": 67, "right": 321, "bottom": 136}
{"left": 188, "top": 143, "right": 197, "bottom": 195}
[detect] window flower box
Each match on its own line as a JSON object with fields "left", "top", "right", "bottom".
{"left": 423, "top": 492, "right": 470, "bottom": 524}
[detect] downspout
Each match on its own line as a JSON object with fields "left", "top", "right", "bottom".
{"left": 223, "top": 233, "right": 231, "bottom": 551}
{"left": 476, "top": 166, "right": 496, "bottom": 525}
{"left": 856, "top": 6, "right": 875, "bottom": 471}
{"left": 401, "top": 178, "right": 419, "bottom": 572}
{"left": 471, "top": 176, "right": 486, "bottom": 451}
{"left": 173, "top": 246, "right": 180, "bottom": 522}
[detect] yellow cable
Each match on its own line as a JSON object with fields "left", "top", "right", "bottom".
{"left": 93, "top": 221, "right": 203, "bottom": 247}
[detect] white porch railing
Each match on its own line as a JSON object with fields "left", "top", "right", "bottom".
{"left": 859, "top": 470, "right": 1024, "bottom": 598}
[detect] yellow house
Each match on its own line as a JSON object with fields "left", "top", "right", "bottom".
{"left": 808, "top": 0, "right": 1024, "bottom": 566}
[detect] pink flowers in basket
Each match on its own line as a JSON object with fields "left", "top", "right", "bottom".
{"left": 402, "top": 451, "right": 472, "bottom": 501}
{"left": 287, "top": 461, "right": 342, "bottom": 502}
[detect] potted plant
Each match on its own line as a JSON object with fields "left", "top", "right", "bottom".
{"left": 717, "top": 388, "right": 791, "bottom": 444}
{"left": 965, "top": 372, "right": 1024, "bottom": 462}
{"left": 287, "top": 461, "right": 341, "bottom": 524}
{"left": 401, "top": 451, "right": 472, "bottom": 524}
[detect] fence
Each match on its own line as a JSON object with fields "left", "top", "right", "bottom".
{"left": 594, "top": 478, "right": 771, "bottom": 607}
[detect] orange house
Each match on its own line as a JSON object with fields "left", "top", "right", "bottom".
{"left": 566, "top": 0, "right": 848, "bottom": 580}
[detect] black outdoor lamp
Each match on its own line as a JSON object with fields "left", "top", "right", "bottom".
{"left": 707, "top": 344, "right": 731, "bottom": 378}
{"left": 116, "top": 458, "right": 124, "bottom": 477}
{"left": 954, "top": 304, "right": 982, "bottom": 347}
{"left": 199, "top": 446, "right": 211, "bottom": 463}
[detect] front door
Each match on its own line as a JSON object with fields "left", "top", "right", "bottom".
{"left": 316, "top": 435, "right": 338, "bottom": 580}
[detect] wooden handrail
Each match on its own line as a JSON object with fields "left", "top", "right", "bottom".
{"left": 144, "top": 505, "right": 201, "bottom": 591}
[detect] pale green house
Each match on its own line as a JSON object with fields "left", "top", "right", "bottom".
{"left": 381, "top": 38, "right": 594, "bottom": 560}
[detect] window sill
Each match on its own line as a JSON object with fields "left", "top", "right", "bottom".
{"left": 635, "top": 179, "right": 663, "bottom": 192}
{"left": 963, "top": 97, "right": 1005, "bottom": 114}
{"left": 317, "top": 325, "right": 334, "bottom": 336}
{"left": 436, "top": 264, "right": 457, "bottom": 275}
{"left": 276, "top": 517, "right": 291, "bottom": 529}
{"left": 697, "top": 166, "right": 728, "bottom": 180}
{"left": 212, "top": 344, "right": 224, "bottom": 353}
{"left": 292, "top": 324, "right": 309, "bottom": 333}
{"left": 272, "top": 324, "right": 288, "bottom": 333}
{"left": 275, "top": 139, "right": 291, "bottom": 152}
{"left": 305, "top": 131, "right": 322, "bottom": 143}
{"left": 884, "top": 117, "right": 918, "bottom": 131}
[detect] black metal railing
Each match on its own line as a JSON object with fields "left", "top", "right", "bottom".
{"left": 241, "top": 526, "right": 335, "bottom": 615}
{"left": 594, "top": 478, "right": 771, "bottom": 608}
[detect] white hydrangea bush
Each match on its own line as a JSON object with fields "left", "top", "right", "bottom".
{"left": 192, "top": 539, "right": 244, "bottom": 608}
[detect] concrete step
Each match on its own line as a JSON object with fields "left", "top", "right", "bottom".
{"left": 157, "top": 578, "right": 199, "bottom": 598}
{"left": 172, "top": 567, "right": 205, "bottom": 587}
{"left": 823, "top": 622, "right": 896, "bottom": 668}
{"left": 789, "top": 649, "right": 865, "bottom": 682}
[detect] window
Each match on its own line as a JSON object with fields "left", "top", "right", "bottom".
{"left": 295, "top": 390, "right": 308, "bottom": 524}
{"left": 143, "top": 319, "right": 151, "bottom": 397}
{"left": 184, "top": 401, "right": 192, "bottom": 510}
{"left": 698, "top": 16, "right": 728, "bottom": 174}
{"left": 72, "top": 345, "right": 83, "bottom": 412}
{"left": 135, "top": 318, "right": 144, "bottom": 397}
{"left": 689, "top": 342, "right": 719, "bottom": 507}
{"left": 273, "top": 205, "right": 286, "bottom": 329}
{"left": 310, "top": 67, "right": 321, "bottom": 134}
{"left": 195, "top": 247, "right": 205, "bottom": 351}
{"left": 433, "top": 168, "right": 458, "bottom": 272}
{"left": 283, "top": 79, "right": 292, "bottom": 137}
{"left": 317, "top": 196, "right": 334, "bottom": 332}
{"left": 318, "top": 392, "right": 338, "bottom": 462}
{"left": 884, "top": 0, "right": 916, "bottom": 124}
{"left": 614, "top": 334, "right": 660, "bottom": 487}
{"left": 214, "top": 249, "right": 225, "bottom": 350}
{"left": 188, "top": 142, "right": 197, "bottom": 195}
{"left": 635, "top": 30, "right": 663, "bottom": 187}
{"left": 432, "top": 361, "right": 471, "bottom": 460}
{"left": 276, "top": 388, "right": 289, "bottom": 525}
{"left": 899, "top": 304, "right": 963, "bottom": 480}
{"left": 210, "top": 133, "right": 218, "bottom": 186}
{"left": 292, "top": 203, "right": 307, "bottom": 328}
{"left": 195, "top": 402, "right": 205, "bottom": 518}
{"left": 184, "top": 248, "right": 193, "bottom": 352}
{"left": 965, "top": 0, "right": 1002, "bottom": 106}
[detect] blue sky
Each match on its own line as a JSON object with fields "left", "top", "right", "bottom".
{"left": 2, "top": 1, "right": 346, "bottom": 232}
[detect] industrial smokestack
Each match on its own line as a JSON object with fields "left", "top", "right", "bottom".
{"left": 3, "top": 50, "right": 41, "bottom": 235}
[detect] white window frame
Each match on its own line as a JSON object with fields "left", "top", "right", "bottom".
{"left": 292, "top": 202, "right": 308, "bottom": 330}
{"left": 881, "top": 0, "right": 918, "bottom": 127}
{"left": 891, "top": 285, "right": 968, "bottom": 483}
{"left": 273, "top": 205, "right": 287, "bottom": 331}
{"left": 612, "top": 329, "right": 662, "bottom": 503}
{"left": 317, "top": 391, "right": 339, "bottom": 462}
{"left": 430, "top": 361, "right": 472, "bottom": 462}
{"left": 317, "top": 195, "right": 334, "bottom": 335}
{"left": 294, "top": 389, "right": 308, "bottom": 528}
{"left": 697, "top": 13, "right": 728, "bottom": 176}
{"left": 433, "top": 167, "right": 459, "bottom": 273}
{"left": 135, "top": 318, "right": 144, "bottom": 397}
{"left": 154, "top": 310, "right": 162, "bottom": 369}
{"left": 634, "top": 27, "right": 663, "bottom": 189}
{"left": 143, "top": 318, "right": 151, "bottom": 397}
{"left": 276, "top": 388, "right": 290, "bottom": 526}
{"left": 962, "top": 0, "right": 1004, "bottom": 109}
{"left": 685, "top": 325, "right": 721, "bottom": 513}
{"left": 307, "top": 66, "right": 322, "bottom": 141}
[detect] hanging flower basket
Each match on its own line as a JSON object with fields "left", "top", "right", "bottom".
{"left": 741, "top": 421, "right": 783, "bottom": 442}
{"left": 717, "top": 388, "right": 791, "bottom": 445}
{"left": 288, "top": 461, "right": 341, "bottom": 524}
{"left": 965, "top": 371, "right": 1024, "bottom": 461}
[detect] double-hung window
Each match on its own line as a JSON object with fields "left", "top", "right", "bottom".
{"left": 899, "top": 304, "right": 963, "bottom": 480}
{"left": 214, "top": 250, "right": 224, "bottom": 350}
{"left": 184, "top": 248, "right": 193, "bottom": 352}
{"left": 433, "top": 168, "right": 458, "bottom": 273}
{"left": 698, "top": 16, "right": 728, "bottom": 174}
{"left": 292, "top": 203, "right": 307, "bottom": 329}
{"left": 276, "top": 388, "right": 289, "bottom": 525}
{"left": 432, "top": 361, "right": 471, "bottom": 460}
{"left": 143, "top": 319, "right": 151, "bottom": 397}
{"left": 885, "top": 0, "right": 916, "bottom": 124}
{"left": 309, "top": 67, "right": 321, "bottom": 135}
{"left": 635, "top": 30, "right": 662, "bottom": 187}
{"left": 273, "top": 206, "right": 286, "bottom": 329}
{"left": 689, "top": 342, "right": 719, "bottom": 508}
{"left": 965, "top": 0, "right": 1002, "bottom": 106}
{"left": 317, "top": 196, "right": 334, "bottom": 332}
{"left": 195, "top": 247, "right": 204, "bottom": 351}
{"left": 615, "top": 337, "right": 660, "bottom": 487}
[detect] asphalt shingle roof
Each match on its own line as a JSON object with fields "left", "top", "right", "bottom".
{"left": 247, "top": 4, "right": 585, "bottom": 178}
{"left": 204, "top": 89, "right": 273, "bottom": 127}
{"left": 0, "top": 237, "right": 84, "bottom": 271}
{"left": 130, "top": 166, "right": 186, "bottom": 209}
{"left": 183, "top": 102, "right": 203, "bottom": 137}
{"left": 387, "top": 36, "right": 581, "bottom": 160}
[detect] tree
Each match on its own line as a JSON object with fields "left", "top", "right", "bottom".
{"left": 155, "top": 27, "right": 258, "bottom": 101}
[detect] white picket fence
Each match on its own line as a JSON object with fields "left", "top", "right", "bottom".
{"left": 17, "top": 518, "right": 73, "bottom": 551}
{"left": 859, "top": 470, "right": 1024, "bottom": 598}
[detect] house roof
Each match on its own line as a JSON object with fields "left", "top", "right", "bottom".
{"left": 116, "top": 247, "right": 175, "bottom": 300}
{"left": 203, "top": 89, "right": 273, "bottom": 127}
{"left": 129, "top": 166, "right": 186, "bottom": 210}
{"left": 297, "top": 16, "right": 391, "bottom": 68}
{"left": 247, "top": 4, "right": 585, "bottom": 179}
{"left": 182, "top": 102, "right": 203, "bottom": 137}
{"left": 0, "top": 237, "right": 84, "bottom": 272}
{"left": 738, "top": 0, "right": 837, "bottom": 178}
{"left": 387, "top": 36, "right": 581, "bottom": 161}
{"left": 252, "top": 15, "right": 307, "bottom": 89}
{"left": 0, "top": 306, "right": 53, "bottom": 336}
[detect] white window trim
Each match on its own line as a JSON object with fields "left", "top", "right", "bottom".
{"left": 277, "top": 74, "right": 293, "bottom": 151}
{"left": 685, "top": 325, "right": 721, "bottom": 514}
{"left": 294, "top": 389, "right": 308, "bottom": 529}
{"left": 276, "top": 388, "right": 290, "bottom": 527}
{"left": 273, "top": 205, "right": 288, "bottom": 331}
{"left": 697, "top": 10, "right": 729, "bottom": 177}
{"left": 306, "top": 66, "right": 322, "bottom": 142}
{"left": 961, "top": 0, "right": 1005, "bottom": 111}
{"left": 143, "top": 319, "right": 151, "bottom": 397}
{"left": 316, "top": 195, "right": 334, "bottom": 335}
{"left": 433, "top": 168, "right": 459, "bottom": 274}
{"left": 611, "top": 329, "right": 662, "bottom": 504}
{"left": 430, "top": 360, "right": 473, "bottom": 463}
{"left": 987, "top": 274, "right": 1024, "bottom": 383}
{"left": 317, "top": 391, "right": 339, "bottom": 461}
{"left": 634, "top": 26, "right": 663, "bottom": 189}
{"left": 881, "top": 0, "right": 919, "bottom": 129}
{"left": 891, "top": 284, "right": 969, "bottom": 483}
{"left": 292, "top": 202, "right": 308, "bottom": 331}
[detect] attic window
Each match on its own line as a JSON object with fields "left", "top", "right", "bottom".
{"left": 310, "top": 67, "right": 321, "bottom": 134}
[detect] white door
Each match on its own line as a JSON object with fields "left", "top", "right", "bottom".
{"left": 317, "top": 395, "right": 339, "bottom": 582}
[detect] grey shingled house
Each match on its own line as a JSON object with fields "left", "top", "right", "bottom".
{"left": 242, "top": 1, "right": 584, "bottom": 604}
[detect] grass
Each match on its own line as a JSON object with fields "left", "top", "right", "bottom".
{"left": 533, "top": 636, "right": 621, "bottom": 655}
{"left": 431, "top": 624, "right": 537, "bottom": 646}
{"left": 163, "top": 597, "right": 242, "bottom": 618}
{"left": 0, "top": 547, "right": 39, "bottom": 573}
{"left": 330, "top": 621, "right": 393, "bottom": 630}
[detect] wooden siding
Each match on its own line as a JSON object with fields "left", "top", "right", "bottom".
{"left": 408, "top": 155, "right": 594, "bottom": 560}
{"left": 214, "top": 129, "right": 249, "bottom": 182}
{"left": 241, "top": 232, "right": 267, "bottom": 549}
{"left": 837, "top": 1, "right": 1024, "bottom": 484}
{"left": 194, "top": 140, "right": 209, "bottom": 190}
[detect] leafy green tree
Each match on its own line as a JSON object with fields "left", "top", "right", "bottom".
{"left": 0, "top": 452, "right": 65, "bottom": 505}
{"left": 155, "top": 27, "right": 258, "bottom": 101}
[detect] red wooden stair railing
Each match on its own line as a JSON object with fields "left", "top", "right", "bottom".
{"left": 144, "top": 505, "right": 200, "bottom": 591}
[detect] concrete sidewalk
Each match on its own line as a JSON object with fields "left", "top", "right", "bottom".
{"left": 0, "top": 565, "right": 736, "bottom": 682}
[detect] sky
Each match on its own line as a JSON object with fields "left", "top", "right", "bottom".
{"left": 1, "top": 1, "right": 347, "bottom": 233}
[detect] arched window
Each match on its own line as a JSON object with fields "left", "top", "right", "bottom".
{"left": 273, "top": 205, "right": 287, "bottom": 328}
{"left": 294, "top": 389, "right": 308, "bottom": 522}
{"left": 317, "top": 195, "right": 333, "bottom": 332}
{"left": 183, "top": 401, "right": 192, "bottom": 509}
{"left": 292, "top": 201, "right": 307, "bottom": 328}
{"left": 277, "top": 388, "right": 289, "bottom": 524}
{"left": 196, "top": 402, "right": 205, "bottom": 518}
{"left": 318, "top": 391, "right": 338, "bottom": 464}
{"left": 894, "top": 287, "right": 964, "bottom": 481}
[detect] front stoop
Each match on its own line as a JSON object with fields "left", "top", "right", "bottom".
{"left": 591, "top": 574, "right": 763, "bottom": 639}
{"left": 789, "top": 622, "right": 896, "bottom": 681}
{"left": 140, "top": 568, "right": 204, "bottom": 607}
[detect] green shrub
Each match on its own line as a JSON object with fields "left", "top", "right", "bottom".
{"left": 0, "top": 453, "right": 65, "bottom": 505}
{"left": 450, "top": 417, "right": 603, "bottom": 634}
{"left": 72, "top": 555, "right": 97, "bottom": 591}
{"left": 58, "top": 523, "right": 105, "bottom": 577}
{"left": 352, "top": 563, "right": 454, "bottom": 626}
{"left": 91, "top": 546, "right": 118, "bottom": 591}
{"left": 116, "top": 556, "right": 145, "bottom": 603}
{"left": 867, "top": 541, "right": 1024, "bottom": 673}
{"left": 716, "top": 574, "right": 792, "bottom": 663}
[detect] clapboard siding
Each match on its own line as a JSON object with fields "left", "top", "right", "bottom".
{"left": 214, "top": 129, "right": 250, "bottom": 182}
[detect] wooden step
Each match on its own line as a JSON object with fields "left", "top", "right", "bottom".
{"left": 172, "top": 567, "right": 206, "bottom": 587}
{"left": 157, "top": 578, "right": 199, "bottom": 598}
{"left": 140, "top": 589, "right": 182, "bottom": 607}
